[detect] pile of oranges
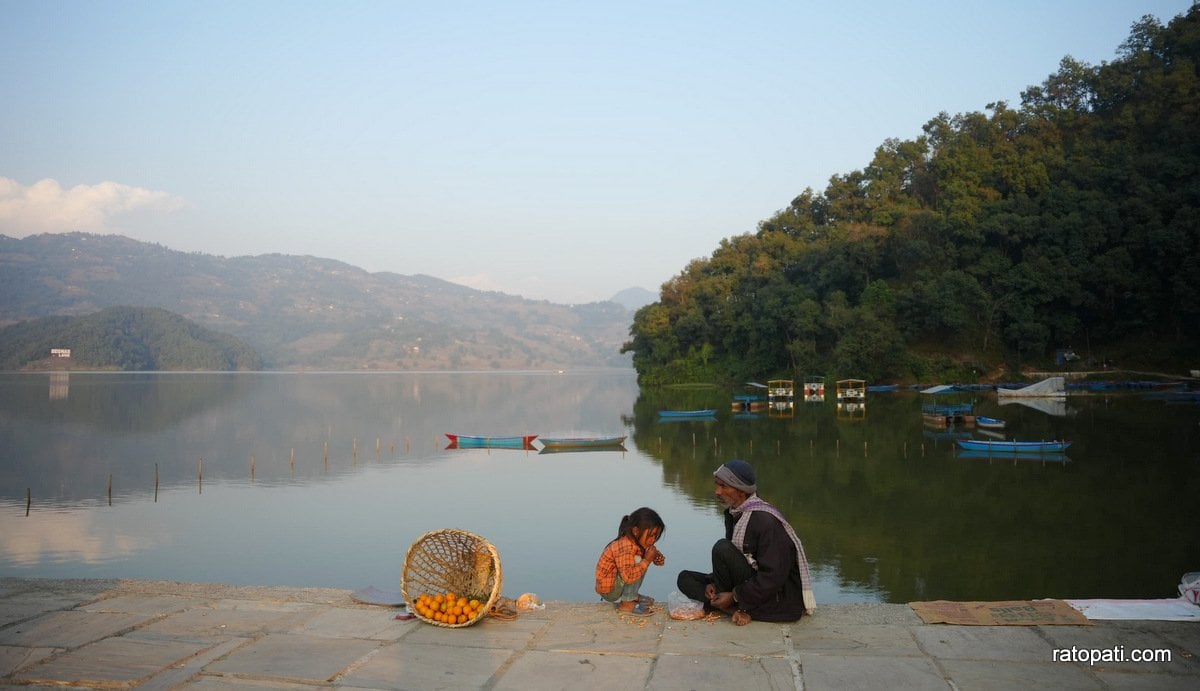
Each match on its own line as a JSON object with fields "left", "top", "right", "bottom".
{"left": 412, "top": 591, "right": 485, "bottom": 626}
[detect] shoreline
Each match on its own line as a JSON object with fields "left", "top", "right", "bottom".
{"left": 2, "top": 577, "right": 1197, "bottom": 689}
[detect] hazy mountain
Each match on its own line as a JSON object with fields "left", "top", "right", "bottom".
{"left": 0, "top": 233, "right": 634, "bottom": 370}
{"left": 609, "top": 286, "right": 656, "bottom": 311}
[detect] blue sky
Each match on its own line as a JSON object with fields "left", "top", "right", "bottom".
{"left": 1, "top": 1, "right": 1190, "bottom": 303}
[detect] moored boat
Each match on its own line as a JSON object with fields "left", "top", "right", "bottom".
{"left": 445, "top": 434, "right": 538, "bottom": 449}
{"left": 955, "top": 439, "right": 1071, "bottom": 454}
{"left": 539, "top": 436, "right": 627, "bottom": 449}
{"left": 976, "top": 416, "right": 1007, "bottom": 429}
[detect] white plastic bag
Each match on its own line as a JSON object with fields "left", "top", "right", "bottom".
{"left": 1180, "top": 572, "right": 1200, "bottom": 605}
{"left": 667, "top": 590, "right": 706, "bottom": 620}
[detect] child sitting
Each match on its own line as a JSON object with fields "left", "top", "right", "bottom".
{"left": 594, "top": 507, "right": 666, "bottom": 615}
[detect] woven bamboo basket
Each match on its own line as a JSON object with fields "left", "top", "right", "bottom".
{"left": 401, "top": 528, "right": 503, "bottom": 628}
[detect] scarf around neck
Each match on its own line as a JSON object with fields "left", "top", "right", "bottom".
{"left": 730, "top": 495, "right": 816, "bottom": 612}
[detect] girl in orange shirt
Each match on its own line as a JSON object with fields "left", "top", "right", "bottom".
{"left": 594, "top": 507, "right": 666, "bottom": 616}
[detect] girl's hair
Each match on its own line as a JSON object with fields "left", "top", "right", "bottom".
{"left": 616, "top": 506, "right": 665, "bottom": 540}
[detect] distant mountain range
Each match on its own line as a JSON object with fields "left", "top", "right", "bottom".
{"left": 0, "top": 233, "right": 651, "bottom": 370}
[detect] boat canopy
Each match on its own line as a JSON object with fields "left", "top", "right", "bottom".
{"left": 997, "top": 376, "right": 1066, "bottom": 397}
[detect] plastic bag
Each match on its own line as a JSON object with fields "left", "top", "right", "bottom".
{"left": 516, "top": 592, "right": 544, "bottom": 611}
{"left": 1180, "top": 572, "right": 1200, "bottom": 605}
{"left": 668, "top": 590, "right": 706, "bottom": 620}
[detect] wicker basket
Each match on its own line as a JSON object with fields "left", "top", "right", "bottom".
{"left": 401, "top": 528, "right": 503, "bottom": 628}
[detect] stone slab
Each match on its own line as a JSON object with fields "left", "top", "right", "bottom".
{"left": 799, "top": 654, "right": 950, "bottom": 690}
{"left": 648, "top": 652, "right": 794, "bottom": 690}
{"left": 337, "top": 640, "right": 513, "bottom": 690}
{"left": 205, "top": 632, "right": 380, "bottom": 683}
{"left": 492, "top": 648, "right": 653, "bottom": 691}
{"left": 13, "top": 635, "right": 210, "bottom": 686}
{"left": 0, "top": 610, "right": 153, "bottom": 648}
{"left": 911, "top": 624, "right": 1056, "bottom": 661}
{"left": 938, "top": 659, "right": 1103, "bottom": 690}
{"left": 0, "top": 644, "right": 59, "bottom": 677}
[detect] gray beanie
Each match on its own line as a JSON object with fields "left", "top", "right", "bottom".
{"left": 714, "top": 459, "right": 757, "bottom": 494}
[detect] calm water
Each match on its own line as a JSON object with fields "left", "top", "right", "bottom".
{"left": 1, "top": 370, "right": 1197, "bottom": 605}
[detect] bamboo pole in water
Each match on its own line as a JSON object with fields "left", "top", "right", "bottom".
{"left": 251, "top": 455, "right": 256, "bottom": 480}
{"left": 26, "top": 487, "right": 31, "bottom": 516}
{"left": 108, "top": 474, "right": 112, "bottom": 505}
{"left": 198, "top": 458, "right": 203, "bottom": 494}
{"left": 154, "top": 463, "right": 159, "bottom": 502}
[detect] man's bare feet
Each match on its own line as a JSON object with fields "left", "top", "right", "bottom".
{"left": 731, "top": 610, "right": 752, "bottom": 626}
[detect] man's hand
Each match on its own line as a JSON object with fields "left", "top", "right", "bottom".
{"left": 709, "top": 590, "right": 736, "bottom": 612}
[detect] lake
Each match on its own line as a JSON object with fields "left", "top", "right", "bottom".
{"left": 1, "top": 370, "right": 1197, "bottom": 606}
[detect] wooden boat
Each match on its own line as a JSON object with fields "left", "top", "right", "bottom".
{"left": 976, "top": 416, "right": 1006, "bottom": 430}
{"left": 539, "top": 436, "right": 627, "bottom": 449}
{"left": 955, "top": 439, "right": 1071, "bottom": 454}
{"left": 445, "top": 434, "right": 537, "bottom": 450}
{"left": 657, "top": 409, "right": 717, "bottom": 418}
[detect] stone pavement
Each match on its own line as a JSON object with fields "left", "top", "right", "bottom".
{"left": 1, "top": 577, "right": 1198, "bottom": 689}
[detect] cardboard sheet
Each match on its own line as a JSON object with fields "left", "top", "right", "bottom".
{"left": 910, "top": 599, "right": 1093, "bottom": 626}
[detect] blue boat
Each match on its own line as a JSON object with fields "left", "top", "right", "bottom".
{"left": 955, "top": 439, "right": 1071, "bottom": 454}
{"left": 445, "top": 434, "right": 537, "bottom": 449}
{"left": 976, "top": 416, "right": 1006, "bottom": 430}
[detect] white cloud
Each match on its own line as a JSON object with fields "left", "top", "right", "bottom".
{"left": 0, "top": 176, "right": 185, "bottom": 236}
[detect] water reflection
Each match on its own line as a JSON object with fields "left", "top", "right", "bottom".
{"left": 1, "top": 372, "right": 1198, "bottom": 605}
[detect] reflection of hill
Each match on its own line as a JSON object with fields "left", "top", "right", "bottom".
{"left": 634, "top": 390, "right": 1200, "bottom": 604}
{"left": 0, "top": 371, "right": 638, "bottom": 502}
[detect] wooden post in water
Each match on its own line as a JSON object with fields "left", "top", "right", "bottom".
{"left": 353, "top": 438, "right": 358, "bottom": 464}
{"left": 376, "top": 437, "right": 381, "bottom": 459}
{"left": 154, "top": 463, "right": 159, "bottom": 502}
{"left": 26, "top": 488, "right": 31, "bottom": 516}
{"left": 324, "top": 442, "right": 329, "bottom": 465}
{"left": 251, "top": 455, "right": 256, "bottom": 480}
{"left": 108, "top": 474, "right": 112, "bottom": 505}
{"left": 290, "top": 448, "right": 295, "bottom": 469}
{"left": 921, "top": 443, "right": 925, "bottom": 458}
{"left": 903, "top": 442, "right": 907, "bottom": 458}
{"left": 836, "top": 439, "right": 840, "bottom": 458}
{"left": 198, "top": 458, "right": 203, "bottom": 494}
{"left": 777, "top": 439, "right": 781, "bottom": 456}
{"left": 864, "top": 441, "right": 868, "bottom": 457}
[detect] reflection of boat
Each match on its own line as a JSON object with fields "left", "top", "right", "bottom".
{"left": 976, "top": 427, "right": 1007, "bottom": 440}
{"left": 445, "top": 434, "right": 537, "bottom": 449}
{"left": 658, "top": 409, "right": 717, "bottom": 418}
{"left": 955, "top": 439, "right": 1071, "bottom": 454}
{"left": 957, "top": 449, "right": 1070, "bottom": 464}
{"left": 867, "top": 384, "right": 897, "bottom": 392}
{"left": 539, "top": 436, "right": 627, "bottom": 449}
{"left": 802, "top": 375, "right": 825, "bottom": 402}
{"left": 976, "top": 416, "right": 1006, "bottom": 429}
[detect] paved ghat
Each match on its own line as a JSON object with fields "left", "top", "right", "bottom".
{"left": 1, "top": 578, "right": 1197, "bottom": 689}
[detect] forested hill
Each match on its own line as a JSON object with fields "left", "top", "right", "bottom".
{"left": 623, "top": 8, "right": 1200, "bottom": 386}
{"left": 0, "top": 233, "right": 633, "bottom": 370}
{"left": 0, "top": 306, "right": 262, "bottom": 371}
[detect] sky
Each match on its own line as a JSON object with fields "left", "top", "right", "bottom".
{"left": 0, "top": 1, "right": 1192, "bottom": 304}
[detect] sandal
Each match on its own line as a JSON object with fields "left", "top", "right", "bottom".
{"left": 636, "top": 594, "right": 655, "bottom": 606}
{"left": 616, "top": 601, "right": 654, "bottom": 617}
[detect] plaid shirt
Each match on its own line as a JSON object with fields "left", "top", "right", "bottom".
{"left": 595, "top": 535, "right": 664, "bottom": 595}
